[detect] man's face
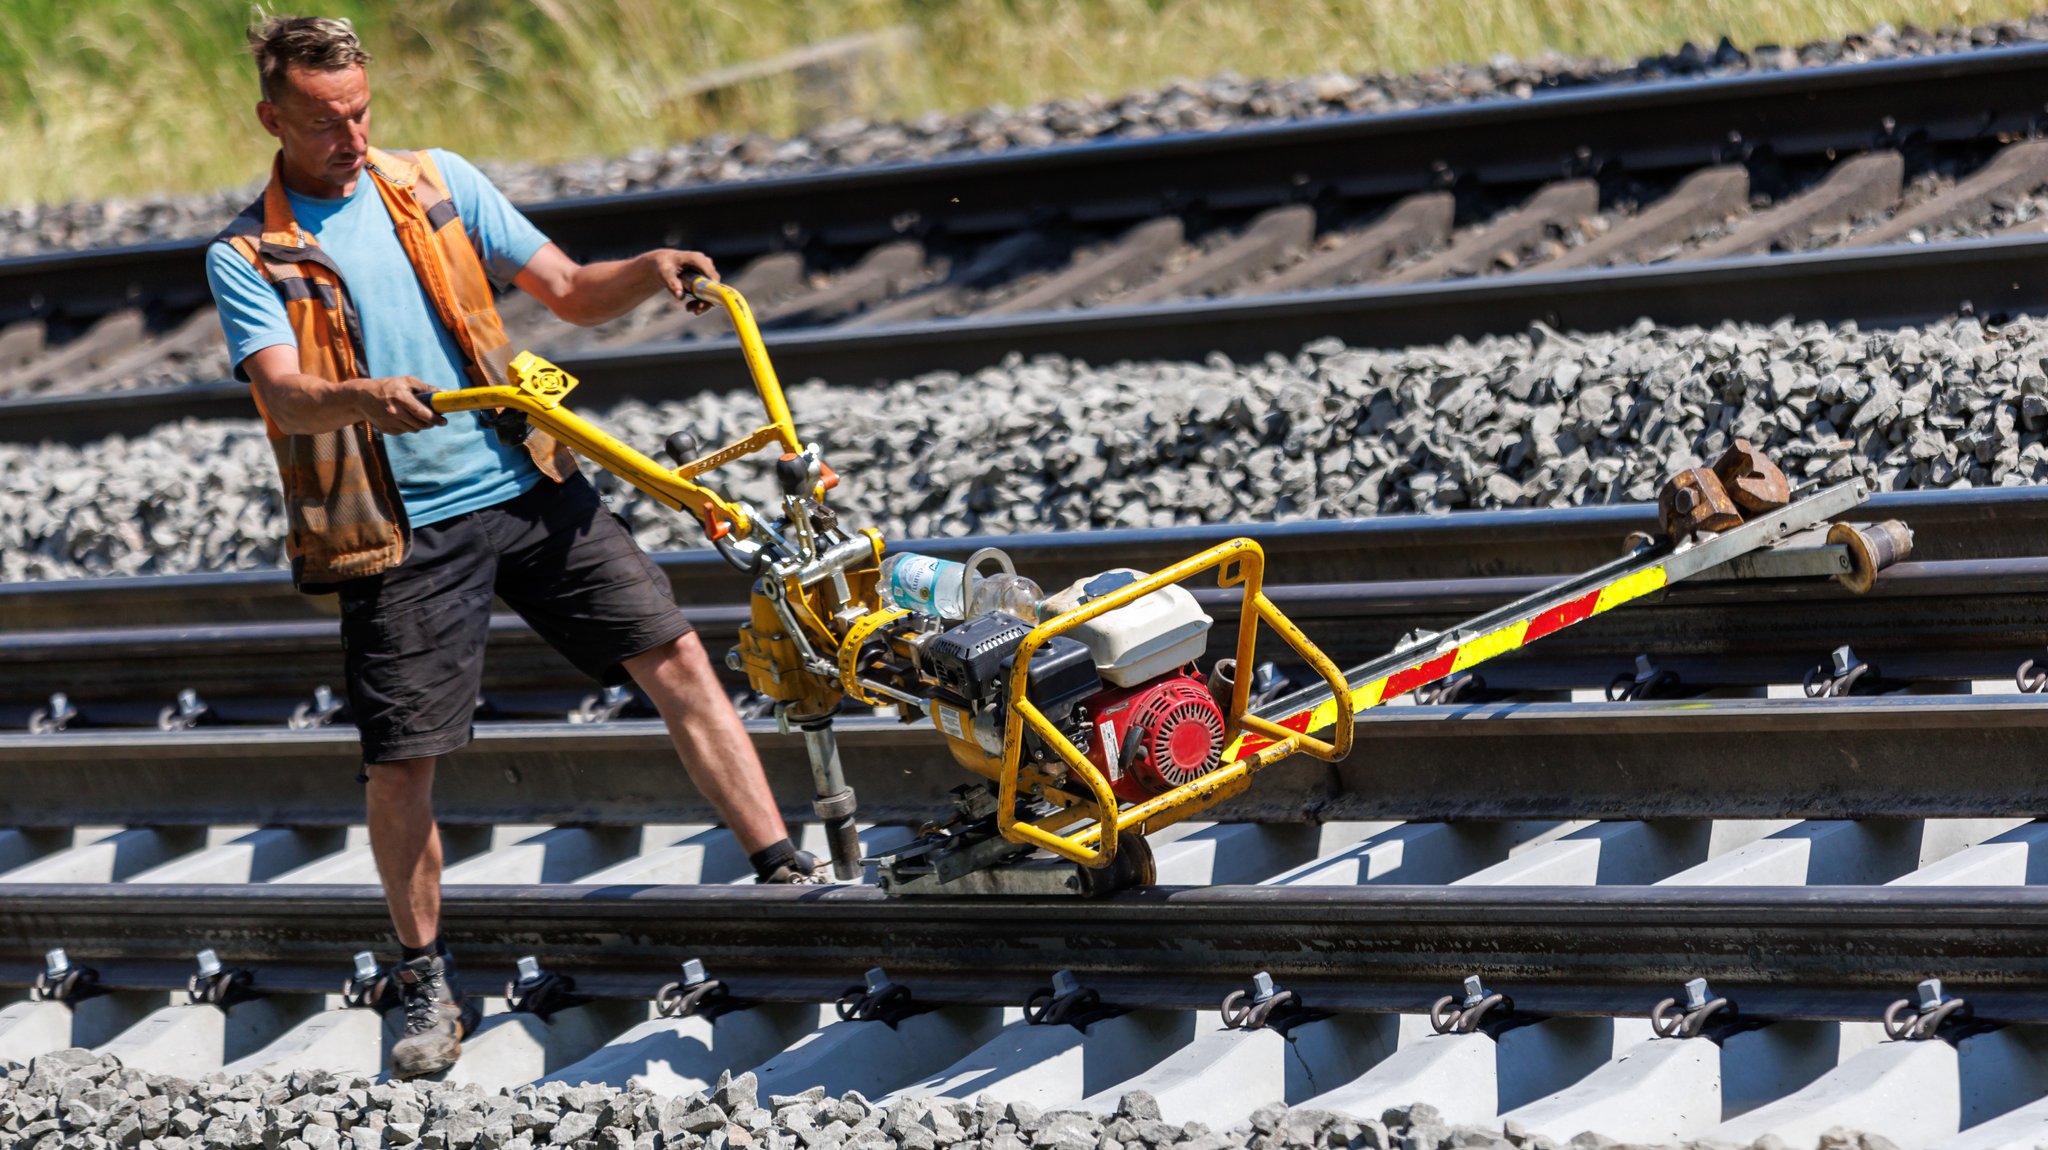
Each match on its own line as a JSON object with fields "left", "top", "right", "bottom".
{"left": 257, "top": 63, "right": 372, "bottom": 195}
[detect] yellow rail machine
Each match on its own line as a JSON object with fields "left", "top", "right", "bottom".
{"left": 429, "top": 279, "right": 1910, "bottom": 896}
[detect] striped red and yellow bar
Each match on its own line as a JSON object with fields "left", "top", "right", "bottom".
{"left": 1222, "top": 562, "right": 1671, "bottom": 764}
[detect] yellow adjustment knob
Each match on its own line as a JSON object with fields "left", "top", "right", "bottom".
{"left": 508, "top": 351, "right": 579, "bottom": 408}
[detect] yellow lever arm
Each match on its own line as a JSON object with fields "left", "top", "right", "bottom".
{"left": 422, "top": 277, "right": 804, "bottom": 541}
{"left": 427, "top": 382, "right": 750, "bottom": 530}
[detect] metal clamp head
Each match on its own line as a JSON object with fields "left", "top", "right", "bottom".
{"left": 28, "top": 693, "right": 79, "bottom": 734}
{"left": 1024, "top": 969, "right": 1118, "bottom": 1029}
{"left": 1651, "top": 977, "right": 1735, "bottom": 1039}
{"left": 1804, "top": 645, "right": 1876, "bottom": 698}
{"left": 1220, "top": 971, "right": 1314, "bottom": 1032}
{"left": 1430, "top": 975, "right": 1513, "bottom": 1035}
{"left": 505, "top": 955, "right": 588, "bottom": 1020}
{"left": 341, "top": 951, "right": 397, "bottom": 1012}
{"left": 836, "top": 966, "right": 921, "bottom": 1025}
{"left": 1608, "top": 654, "right": 1681, "bottom": 702}
{"left": 290, "top": 684, "right": 346, "bottom": 730}
{"left": 187, "top": 948, "right": 255, "bottom": 1009}
{"left": 1884, "top": 977, "right": 1972, "bottom": 1041}
{"left": 32, "top": 947, "right": 100, "bottom": 1005}
{"left": 656, "top": 958, "right": 735, "bottom": 1019}
{"left": 159, "top": 688, "right": 212, "bottom": 732}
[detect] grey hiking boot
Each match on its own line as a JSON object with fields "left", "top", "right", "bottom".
{"left": 390, "top": 953, "right": 478, "bottom": 1079}
{"left": 759, "top": 848, "right": 830, "bottom": 884}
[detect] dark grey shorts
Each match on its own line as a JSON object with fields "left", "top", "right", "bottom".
{"left": 335, "top": 473, "right": 692, "bottom": 764}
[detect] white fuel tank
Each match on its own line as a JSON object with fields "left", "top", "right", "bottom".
{"left": 1044, "top": 569, "right": 1214, "bottom": 687}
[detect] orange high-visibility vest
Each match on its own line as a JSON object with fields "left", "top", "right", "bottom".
{"left": 215, "top": 147, "right": 573, "bottom": 590}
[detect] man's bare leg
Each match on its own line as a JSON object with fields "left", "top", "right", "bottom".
{"left": 364, "top": 757, "right": 441, "bottom": 947}
{"left": 366, "top": 755, "right": 475, "bottom": 1078}
{"left": 625, "top": 631, "right": 789, "bottom": 854}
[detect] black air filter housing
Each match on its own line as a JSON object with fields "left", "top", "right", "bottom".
{"left": 927, "top": 613, "right": 1031, "bottom": 707}
{"left": 1006, "top": 635, "right": 1100, "bottom": 717}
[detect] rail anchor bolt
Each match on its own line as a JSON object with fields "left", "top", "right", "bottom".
{"left": 1885, "top": 977, "right": 1971, "bottom": 1041}
{"left": 1608, "top": 654, "right": 1681, "bottom": 702}
{"left": 836, "top": 966, "right": 921, "bottom": 1024}
{"left": 187, "top": 947, "right": 256, "bottom": 1010}
{"left": 32, "top": 947, "right": 101, "bottom": 1005}
{"left": 1431, "top": 974, "right": 1512, "bottom": 1035}
{"left": 1651, "top": 977, "right": 1735, "bottom": 1039}
{"left": 28, "top": 693, "right": 80, "bottom": 734}
{"left": 290, "top": 685, "right": 346, "bottom": 730}
{"left": 159, "top": 688, "right": 214, "bottom": 732}
{"left": 1804, "top": 645, "right": 1878, "bottom": 698}
{"left": 657, "top": 958, "right": 735, "bottom": 1019}
{"left": 1025, "top": 969, "right": 1120, "bottom": 1029}
{"left": 1221, "top": 971, "right": 1316, "bottom": 1032}
{"left": 505, "top": 955, "right": 589, "bottom": 1020}
{"left": 341, "top": 951, "right": 398, "bottom": 1012}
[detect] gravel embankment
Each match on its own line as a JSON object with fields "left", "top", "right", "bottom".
{"left": 6, "top": 19, "right": 2047, "bottom": 257}
{"left": 0, "top": 1049, "right": 1901, "bottom": 1150}
{"left": 1, "top": 315, "right": 2039, "bottom": 583}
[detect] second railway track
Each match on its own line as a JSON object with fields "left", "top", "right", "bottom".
{"left": 16, "top": 48, "right": 2048, "bottom": 442}
{"left": 4, "top": 491, "right": 2048, "bottom": 827}
{"left": 2, "top": 489, "right": 2044, "bottom": 728}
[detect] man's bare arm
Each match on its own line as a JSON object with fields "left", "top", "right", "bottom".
{"left": 241, "top": 344, "right": 444, "bottom": 436}
{"left": 514, "top": 242, "right": 719, "bottom": 327}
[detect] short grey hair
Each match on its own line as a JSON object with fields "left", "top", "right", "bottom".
{"left": 247, "top": 13, "right": 372, "bottom": 102}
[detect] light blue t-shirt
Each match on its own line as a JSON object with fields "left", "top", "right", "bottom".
{"left": 205, "top": 149, "right": 552, "bottom": 527}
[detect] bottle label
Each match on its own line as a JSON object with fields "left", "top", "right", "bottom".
{"left": 888, "top": 553, "right": 971, "bottom": 616}
{"left": 889, "top": 556, "right": 940, "bottom": 611}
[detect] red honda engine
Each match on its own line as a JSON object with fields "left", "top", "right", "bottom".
{"left": 1085, "top": 672, "right": 1227, "bottom": 803}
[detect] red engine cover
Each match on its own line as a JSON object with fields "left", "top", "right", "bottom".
{"left": 1085, "top": 674, "right": 1227, "bottom": 802}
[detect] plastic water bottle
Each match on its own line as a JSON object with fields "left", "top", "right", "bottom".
{"left": 879, "top": 553, "right": 1043, "bottom": 622}
{"left": 970, "top": 571, "right": 1044, "bottom": 622}
{"left": 879, "top": 553, "right": 969, "bottom": 619}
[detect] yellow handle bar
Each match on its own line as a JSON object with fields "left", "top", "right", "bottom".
{"left": 424, "top": 276, "right": 801, "bottom": 541}
{"left": 995, "top": 538, "right": 1355, "bottom": 869}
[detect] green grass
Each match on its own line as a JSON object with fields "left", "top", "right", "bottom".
{"left": 0, "top": 0, "right": 2026, "bottom": 205}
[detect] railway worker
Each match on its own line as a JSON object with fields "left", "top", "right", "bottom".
{"left": 203, "top": 14, "right": 824, "bottom": 1080}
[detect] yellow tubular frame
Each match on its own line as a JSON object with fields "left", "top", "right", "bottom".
{"left": 997, "top": 538, "right": 1354, "bottom": 868}
{"left": 427, "top": 277, "right": 800, "bottom": 538}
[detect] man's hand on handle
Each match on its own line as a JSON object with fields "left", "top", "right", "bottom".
{"left": 353, "top": 376, "right": 444, "bottom": 434}
{"left": 646, "top": 250, "right": 720, "bottom": 314}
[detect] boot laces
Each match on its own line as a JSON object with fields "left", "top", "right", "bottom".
{"left": 400, "top": 967, "right": 449, "bottom": 1034}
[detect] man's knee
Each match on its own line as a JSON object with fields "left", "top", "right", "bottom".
{"left": 627, "top": 631, "right": 715, "bottom": 684}
{"left": 364, "top": 757, "right": 437, "bottom": 805}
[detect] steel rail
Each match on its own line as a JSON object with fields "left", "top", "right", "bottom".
{"left": 6, "top": 558, "right": 2048, "bottom": 720}
{"left": 14, "top": 234, "right": 2048, "bottom": 444}
{"left": 4, "top": 883, "right": 2048, "bottom": 1024}
{"left": 5, "top": 693, "right": 2048, "bottom": 827}
{"left": 11, "top": 45, "right": 2048, "bottom": 328}
{"left": 0, "top": 488, "right": 2034, "bottom": 631}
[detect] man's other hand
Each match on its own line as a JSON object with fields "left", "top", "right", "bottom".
{"left": 355, "top": 377, "right": 444, "bottom": 434}
{"left": 647, "top": 250, "right": 720, "bottom": 314}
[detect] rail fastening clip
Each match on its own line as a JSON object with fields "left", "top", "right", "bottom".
{"left": 1651, "top": 977, "right": 1737, "bottom": 1039}
{"left": 1884, "top": 978, "right": 1973, "bottom": 1042}
{"left": 657, "top": 958, "right": 737, "bottom": 1020}
{"left": 835, "top": 967, "right": 924, "bottom": 1026}
{"left": 1430, "top": 974, "right": 1514, "bottom": 1035}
